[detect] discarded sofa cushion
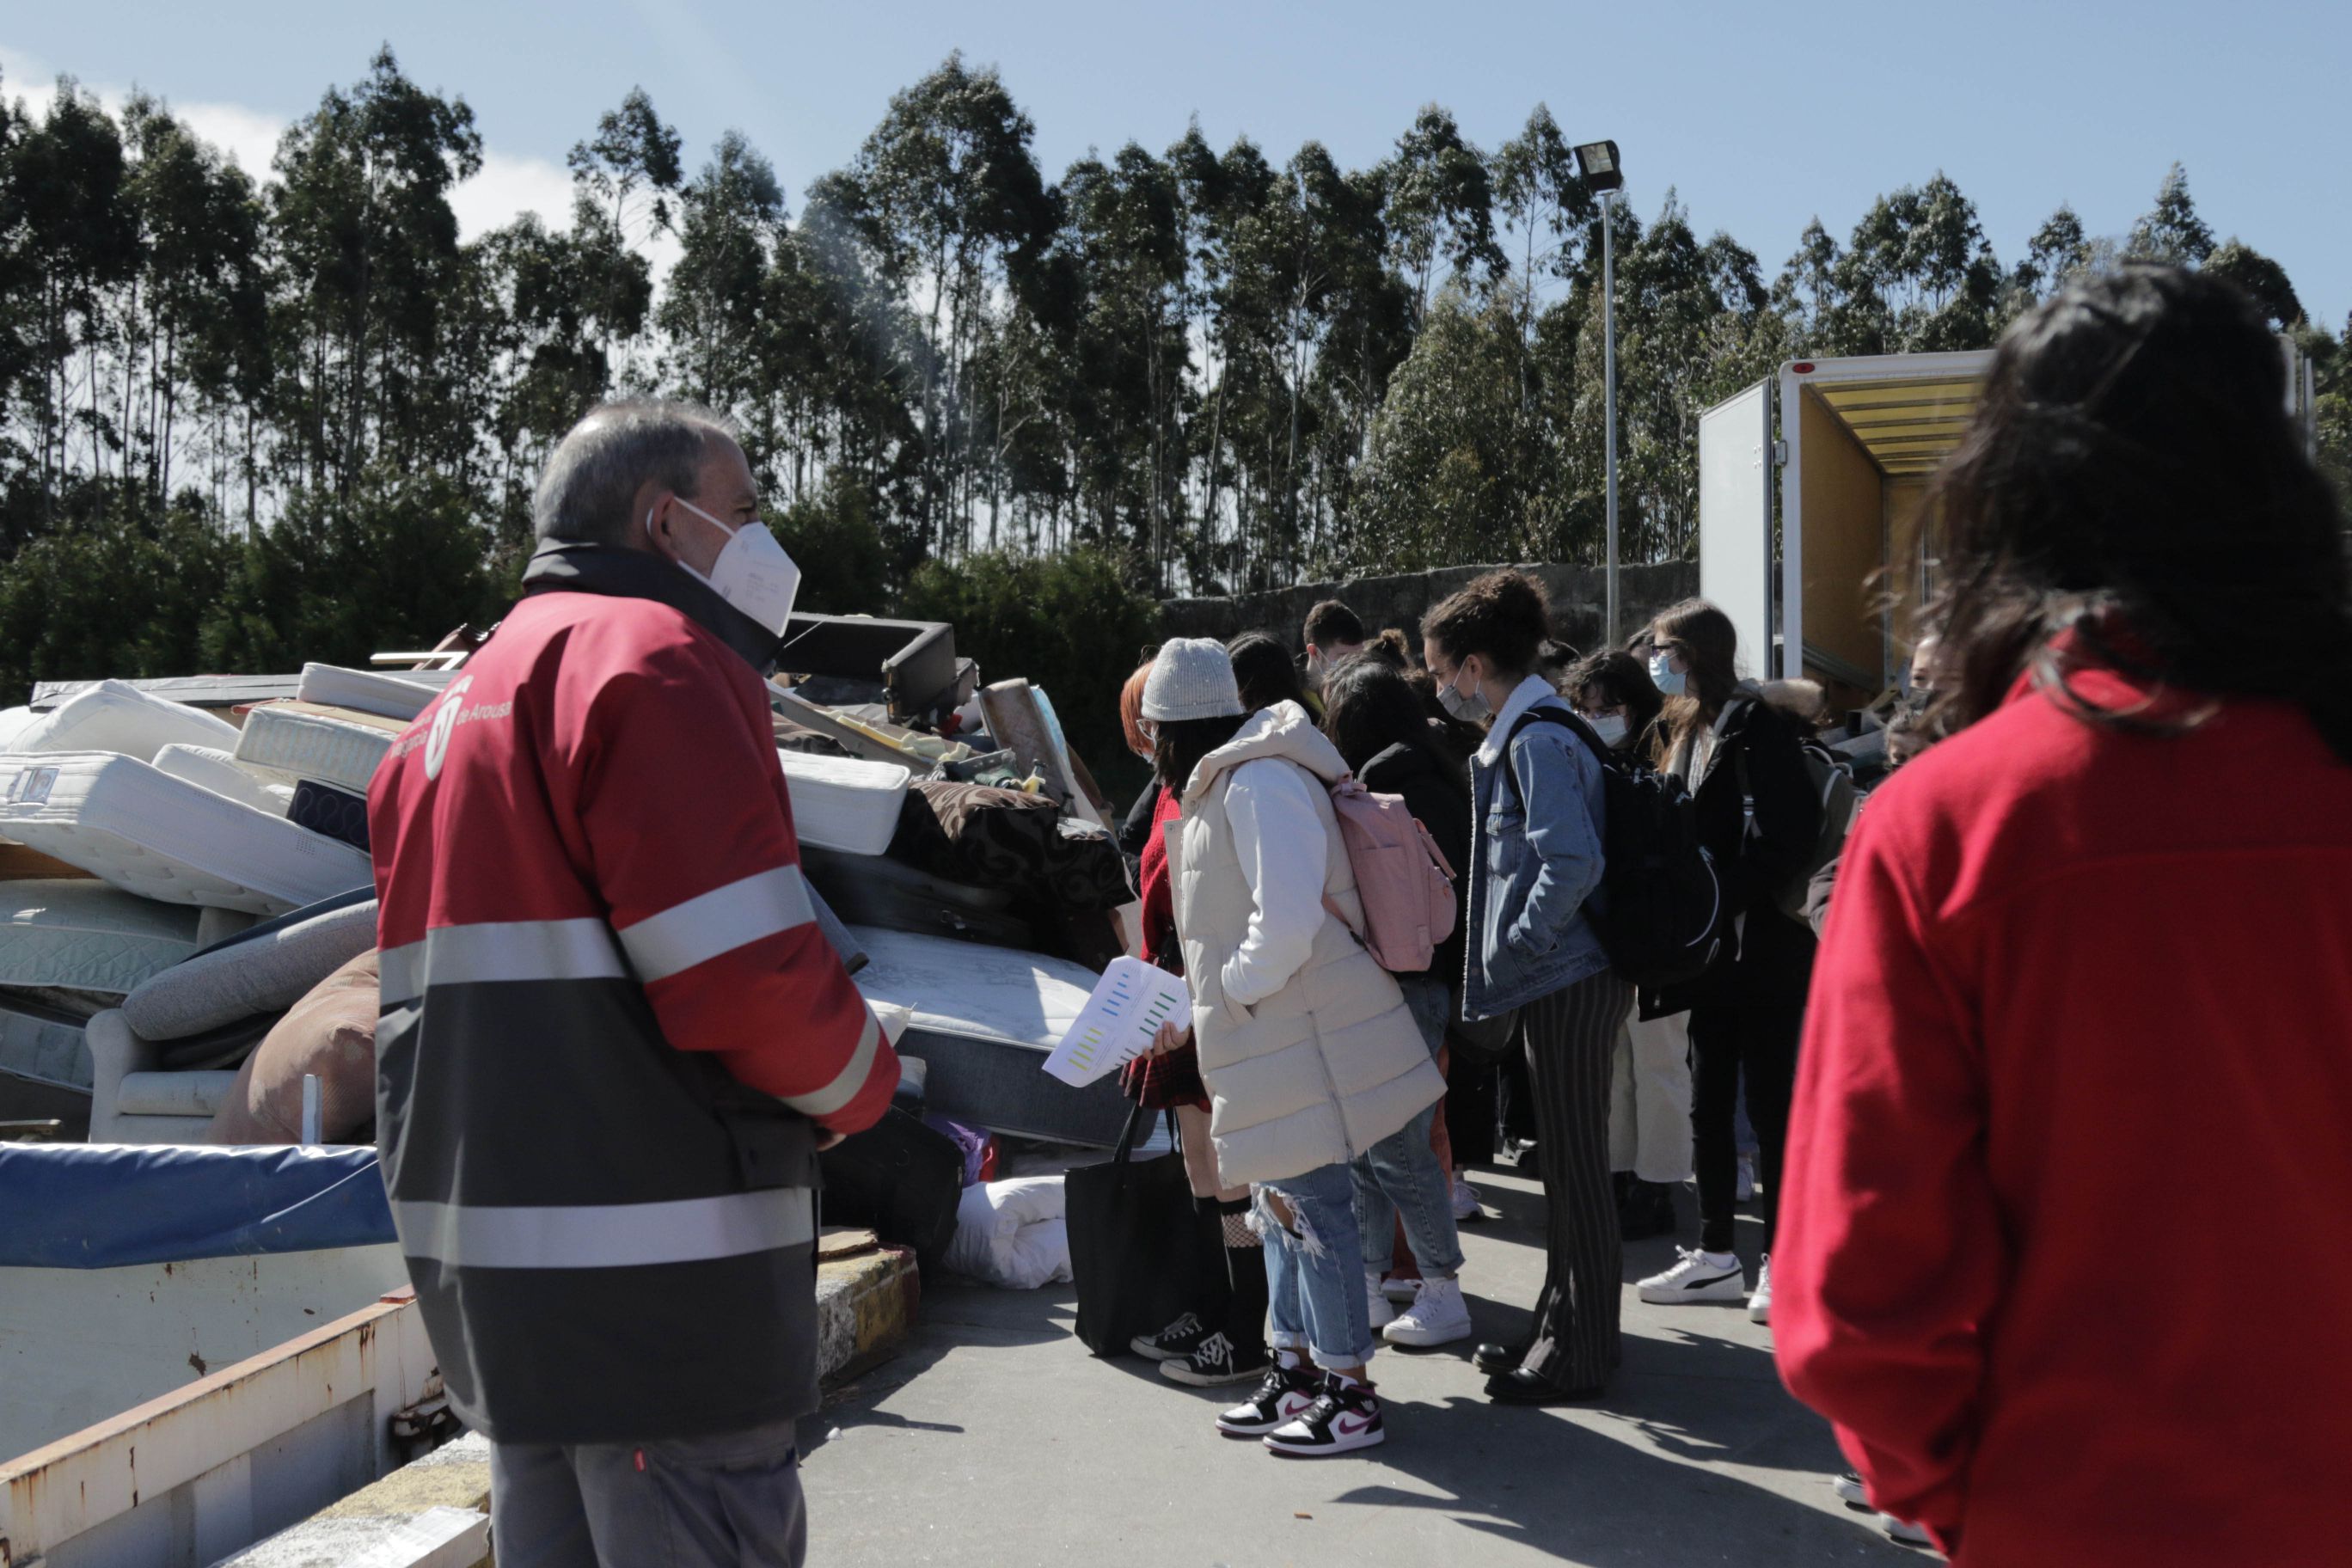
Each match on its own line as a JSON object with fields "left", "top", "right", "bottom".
{"left": 294, "top": 664, "right": 437, "bottom": 722}
{"left": 0, "top": 1000, "right": 91, "bottom": 1089}
{"left": 0, "top": 879, "right": 204, "bottom": 997}
{"left": 206, "top": 949, "right": 380, "bottom": 1145}
{"left": 0, "top": 751, "right": 374, "bottom": 916}
{"left": 288, "top": 781, "right": 370, "bottom": 851}
{"left": 124, "top": 889, "right": 378, "bottom": 1041}
{"left": 231, "top": 701, "right": 404, "bottom": 794}
{"left": 5, "top": 680, "right": 239, "bottom": 765}
{"left": 152, "top": 744, "right": 295, "bottom": 818}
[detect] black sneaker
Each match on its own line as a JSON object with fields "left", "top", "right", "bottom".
{"left": 1161, "top": 1331, "right": 1271, "bottom": 1387}
{"left": 1263, "top": 1376, "right": 1386, "bottom": 1456}
{"left": 1213, "top": 1359, "right": 1320, "bottom": 1436}
{"left": 1130, "top": 1311, "right": 1210, "bottom": 1363}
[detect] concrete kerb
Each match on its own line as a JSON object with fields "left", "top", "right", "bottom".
{"left": 224, "top": 1230, "right": 917, "bottom": 1568}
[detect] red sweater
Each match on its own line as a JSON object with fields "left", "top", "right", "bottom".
{"left": 1776, "top": 667, "right": 2352, "bottom": 1565}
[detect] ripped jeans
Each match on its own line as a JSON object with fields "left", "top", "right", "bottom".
{"left": 1254, "top": 1160, "right": 1377, "bottom": 1372}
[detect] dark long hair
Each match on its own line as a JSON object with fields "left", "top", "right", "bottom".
{"left": 1153, "top": 713, "right": 1247, "bottom": 794}
{"left": 1565, "top": 648, "right": 1666, "bottom": 752}
{"left": 1321, "top": 658, "right": 1443, "bottom": 775}
{"left": 1226, "top": 632, "right": 1308, "bottom": 714}
{"left": 1928, "top": 265, "right": 2350, "bottom": 762}
{"left": 1649, "top": 598, "right": 1743, "bottom": 756}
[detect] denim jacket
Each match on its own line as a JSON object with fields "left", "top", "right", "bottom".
{"left": 1462, "top": 677, "right": 1612, "bottom": 1019}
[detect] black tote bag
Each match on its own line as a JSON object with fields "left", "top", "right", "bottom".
{"left": 1066, "top": 1101, "right": 1218, "bottom": 1357}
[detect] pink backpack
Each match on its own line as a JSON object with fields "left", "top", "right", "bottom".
{"left": 1321, "top": 775, "right": 1459, "bottom": 973}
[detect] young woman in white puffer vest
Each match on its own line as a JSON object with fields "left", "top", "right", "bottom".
{"left": 1137, "top": 637, "right": 1444, "bottom": 1457}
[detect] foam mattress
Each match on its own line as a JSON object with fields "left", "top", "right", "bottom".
{"left": 0, "top": 752, "right": 373, "bottom": 916}
{"left": 9, "top": 680, "right": 239, "bottom": 765}
{"left": 153, "top": 744, "right": 294, "bottom": 817}
{"left": 296, "top": 664, "right": 438, "bottom": 722}
{"left": 778, "top": 751, "right": 912, "bottom": 856}
{"left": 0, "top": 879, "right": 204, "bottom": 998}
{"left": 849, "top": 926, "right": 1129, "bottom": 1146}
{"left": 232, "top": 702, "right": 405, "bottom": 794}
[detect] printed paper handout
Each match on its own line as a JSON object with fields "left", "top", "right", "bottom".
{"left": 1040, "top": 956, "right": 1190, "bottom": 1087}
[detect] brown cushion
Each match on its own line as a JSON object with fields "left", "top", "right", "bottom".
{"left": 206, "top": 949, "right": 379, "bottom": 1144}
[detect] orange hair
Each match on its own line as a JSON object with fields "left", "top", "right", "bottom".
{"left": 1118, "top": 661, "right": 1155, "bottom": 756}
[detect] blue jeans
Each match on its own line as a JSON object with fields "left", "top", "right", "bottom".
{"left": 1351, "top": 977, "right": 1467, "bottom": 1277}
{"left": 1255, "top": 1161, "right": 1376, "bottom": 1370}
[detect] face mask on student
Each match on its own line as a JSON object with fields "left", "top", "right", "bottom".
{"left": 651, "top": 496, "right": 801, "bottom": 637}
{"left": 1584, "top": 712, "right": 1628, "bottom": 748}
{"left": 1648, "top": 650, "right": 1687, "bottom": 698}
{"left": 1438, "top": 663, "right": 1491, "bottom": 725}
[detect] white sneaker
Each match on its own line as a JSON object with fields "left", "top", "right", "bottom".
{"left": 1637, "top": 1247, "right": 1747, "bottom": 1305}
{"left": 1748, "top": 1255, "right": 1773, "bottom": 1325}
{"left": 1885, "top": 1516, "right": 1935, "bottom": 1547}
{"left": 1381, "top": 1274, "right": 1421, "bottom": 1305}
{"left": 1735, "top": 1153, "right": 1758, "bottom": 1202}
{"left": 1383, "top": 1276, "right": 1473, "bottom": 1347}
{"left": 1451, "top": 1174, "right": 1483, "bottom": 1222}
{"left": 1363, "top": 1269, "right": 1396, "bottom": 1329}
{"left": 1832, "top": 1471, "right": 1871, "bottom": 1510}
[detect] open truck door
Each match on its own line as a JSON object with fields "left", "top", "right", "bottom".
{"left": 1698, "top": 379, "right": 1775, "bottom": 677}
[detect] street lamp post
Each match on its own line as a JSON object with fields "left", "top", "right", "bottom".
{"left": 1573, "top": 140, "right": 1626, "bottom": 646}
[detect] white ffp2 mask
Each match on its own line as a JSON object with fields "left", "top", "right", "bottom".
{"left": 652, "top": 496, "right": 801, "bottom": 637}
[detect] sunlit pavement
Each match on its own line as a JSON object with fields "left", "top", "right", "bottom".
{"left": 799, "top": 1155, "right": 1924, "bottom": 1566}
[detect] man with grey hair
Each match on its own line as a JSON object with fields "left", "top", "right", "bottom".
{"left": 372, "top": 400, "right": 900, "bottom": 1567}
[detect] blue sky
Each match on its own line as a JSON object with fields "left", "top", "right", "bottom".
{"left": 9, "top": 0, "right": 2347, "bottom": 325}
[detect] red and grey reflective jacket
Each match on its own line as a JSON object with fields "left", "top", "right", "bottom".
{"left": 370, "top": 541, "right": 898, "bottom": 1444}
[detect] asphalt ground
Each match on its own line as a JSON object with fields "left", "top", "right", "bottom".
{"left": 797, "top": 1153, "right": 1926, "bottom": 1567}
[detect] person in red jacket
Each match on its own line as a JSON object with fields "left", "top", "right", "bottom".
{"left": 1773, "top": 266, "right": 2352, "bottom": 1565}
{"left": 371, "top": 401, "right": 899, "bottom": 1568}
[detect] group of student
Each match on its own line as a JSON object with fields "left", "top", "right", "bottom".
{"left": 1109, "top": 566, "right": 1827, "bottom": 1451}
{"left": 1101, "top": 264, "right": 2352, "bottom": 1566}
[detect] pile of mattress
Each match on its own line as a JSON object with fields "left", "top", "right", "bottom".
{"left": 778, "top": 750, "right": 912, "bottom": 857}
{"left": 0, "top": 753, "right": 371, "bottom": 916}
{"left": 231, "top": 701, "right": 405, "bottom": 795}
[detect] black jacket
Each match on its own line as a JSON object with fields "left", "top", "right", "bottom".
{"left": 1359, "top": 736, "right": 1473, "bottom": 987}
{"left": 1656, "top": 689, "right": 1822, "bottom": 1012}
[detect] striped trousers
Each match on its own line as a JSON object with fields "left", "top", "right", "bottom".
{"left": 1517, "top": 968, "right": 1638, "bottom": 1390}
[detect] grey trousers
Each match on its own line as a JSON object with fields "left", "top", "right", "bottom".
{"left": 490, "top": 1418, "right": 807, "bottom": 1568}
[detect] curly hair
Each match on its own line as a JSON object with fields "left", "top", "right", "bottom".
{"left": 1926, "top": 264, "right": 2349, "bottom": 762}
{"left": 1421, "top": 570, "right": 1552, "bottom": 676}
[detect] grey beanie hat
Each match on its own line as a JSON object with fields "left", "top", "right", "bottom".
{"left": 1142, "top": 637, "right": 1244, "bottom": 723}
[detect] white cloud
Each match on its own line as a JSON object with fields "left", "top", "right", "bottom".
{"left": 450, "top": 149, "right": 579, "bottom": 238}
{"left": 2, "top": 41, "right": 591, "bottom": 244}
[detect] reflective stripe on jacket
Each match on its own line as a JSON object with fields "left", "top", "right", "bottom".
{"left": 369, "top": 541, "right": 898, "bottom": 1444}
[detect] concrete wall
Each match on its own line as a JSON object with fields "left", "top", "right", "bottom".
{"left": 1161, "top": 560, "right": 1700, "bottom": 656}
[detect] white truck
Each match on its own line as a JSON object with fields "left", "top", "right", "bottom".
{"left": 1698, "top": 343, "right": 2322, "bottom": 706}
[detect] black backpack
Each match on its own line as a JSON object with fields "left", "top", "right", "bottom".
{"left": 1501, "top": 707, "right": 1728, "bottom": 991}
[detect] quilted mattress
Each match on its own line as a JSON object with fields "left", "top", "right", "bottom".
{"left": 849, "top": 925, "right": 1128, "bottom": 1147}
{"left": 9, "top": 679, "right": 239, "bottom": 765}
{"left": 778, "top": 750, "right": 912, "bottom": 857}
{"left": 152, "top": 744, "right": 295, "bottom": 817}
{"left": 231, "top": 701, "right": 406, "bottom": 794}
{"left": 0, "top": 1001, "right": 93, "bottom": 1088}
{"left": 0, "top": 752, "right": 373, "bottom": 916}
{"left": 0, "top": 879, "right": 203, "bottom": 998}
{"left": 296, "top": 664, "right": 438, "bottom": 722}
